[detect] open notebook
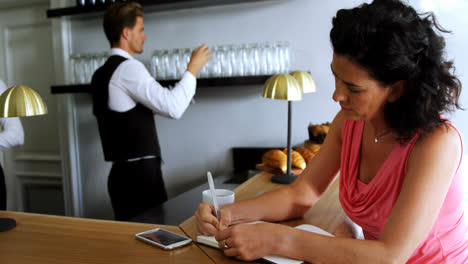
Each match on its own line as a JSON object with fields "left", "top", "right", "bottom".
{"left": 197, "top": 222, "right": 334, "bottom": 264}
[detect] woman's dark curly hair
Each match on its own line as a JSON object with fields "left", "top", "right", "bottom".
{"left": 330, "top": 0, "right": 462, "bottom": 142}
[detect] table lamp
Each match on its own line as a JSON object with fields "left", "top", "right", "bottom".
{"left": 262, "top": 71, "right": 316, "bottom": 184}
{"left": 0, "top": 85, "right": 47, "bottom": 232}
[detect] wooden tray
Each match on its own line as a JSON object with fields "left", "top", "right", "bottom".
{"left": 256, "top": 163, "right": 304, "bottom": 175}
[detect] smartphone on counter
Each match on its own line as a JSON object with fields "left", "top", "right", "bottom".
{"left": 135, "top": 228, "right": 192, "bottom": 250}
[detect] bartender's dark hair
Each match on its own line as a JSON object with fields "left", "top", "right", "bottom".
{"left": 103, "top": 1, "right": 144, "bottom": 47}
{"left": 330, "top": 0, "right": 462, "bottom": 143}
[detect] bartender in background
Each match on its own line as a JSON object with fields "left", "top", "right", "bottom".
{"left": 91, "top": 2, "right": 211, "bottom": 221}
{"left": 0, "top": 80, "right": 24, "bottom": 210}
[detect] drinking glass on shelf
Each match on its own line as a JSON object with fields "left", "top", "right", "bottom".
{"left": 219, "top": 45, "right": 232, "bottom": 77}
{"left": 208, "top": 46, "right": 221, "bottom": 78}
{"left": 253, "top": 43, "right": 263, "bottom": 75}
{"left": 241, "top": 43, "right": 255, "bottom": 76}
{"left": 176, "top": 48, "right": 190, "bottom": 79}
{"left": 169, "top": 50, "right": 180, "bottom": 80}
{"left": 282, "top": 41, "right": 291, "bottom": 73}
{"left": 161, "top": 50, "right": 173, "bottom": 80}
{"left": 154, "top": 50, "right": 168, "bottom": 80}
{"left": 265, "top": 42, "right": 276, "bottom": 74}
{"left": 85, "top": 54, "right": 95, "bottom": 83}
{"left": 69, "top": 54, "right": 77, "bottom": 84}
{"left": 91, "top": 54, "right": 100, "bottom": 75}
{"left": 203, "top": 46, "right": 214, "bottom": 77}
{"left": 171, "top": 48, "right": 180, "bottom": 79}
{"left": 98, "top": 52, "right": 109, "bottom": 68}
{"left": 257, "top": 43, "right": 269, "bottom": 75}
{"left": 271, "top": 41, "right": 282, "bottom": 74}
{"left": 232, "top": 44, "right": 244, "bottom": 77}
{"left": 198, "top": 46, "right": 209, "bottom": 78}
{"left": 150, "top": 50, "right": 159, "bottom": 79}
{"left": 81, "top": 55, "right": 88, "bottom": 84}
{"left": 76, "top": 55, "right": 87, "bottom": 84}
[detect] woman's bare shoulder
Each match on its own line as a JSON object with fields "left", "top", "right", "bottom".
{"left": 416, "top": 123, "right": 460, "bottom": 152}
{"left": 410, "top": 123, "right": 461, "bottom": 171}
{"left": 326, "top": 110, "right": 346, "bottom": 145}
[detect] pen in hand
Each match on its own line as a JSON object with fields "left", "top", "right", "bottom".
{"left": 207, "top": 171, "right": 228, "bottom": 249}
{"left": 207, "top": 171, "right": 220, "bottom": 221}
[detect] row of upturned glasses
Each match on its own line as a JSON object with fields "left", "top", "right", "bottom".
{"left": 76, "top": 0, "right": 116, "bottom": 6}
{"left": 69, "top": 52, "right": 109, "bottom": 84}
{"left": 69, "top": 42, "right": 291, "bottom": 84}
{"left": 150, "top": 42, "right": 291, "bottom": 80}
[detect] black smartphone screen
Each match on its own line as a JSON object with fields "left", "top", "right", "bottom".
{"left": 140, "top": 229, "right": 189, "bottom": 246}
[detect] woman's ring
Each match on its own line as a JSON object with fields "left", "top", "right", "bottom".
{"left": 222, "top": 240, "right": 229, "bottom": 249}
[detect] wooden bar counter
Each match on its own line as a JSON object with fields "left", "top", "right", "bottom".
{"left": 180, "top": 171, "right": 346, "bottom": 264}
{"left": 0, "top": 211, "right": 213, "bottom": 264}
{"left": 0, "top": 171, "right": 344, "bottom": 263}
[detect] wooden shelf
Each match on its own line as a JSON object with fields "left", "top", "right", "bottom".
{"left": 51, "top": 75, "right": 272, "bottom": 94}
{"left": 47, "top": 0, "right": 272, "bottom": 18}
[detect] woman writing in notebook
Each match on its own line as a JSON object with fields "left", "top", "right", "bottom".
{"left": 195, "top": 0, "right": 467, "bottom": 263}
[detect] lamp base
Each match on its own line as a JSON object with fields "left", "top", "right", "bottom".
{"left": 271, "top": 174, "right": 297, "bottom": 184}
{"left": 0, "top": 218, "right": 16, "bottom": 232}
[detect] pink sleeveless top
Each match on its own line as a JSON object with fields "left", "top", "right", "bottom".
{"left": 339, "top": 119, "right": 468, "bottom": 263}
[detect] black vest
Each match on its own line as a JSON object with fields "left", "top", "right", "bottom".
{"left": 91, "top": 55, "right": 161, "bottom": 162}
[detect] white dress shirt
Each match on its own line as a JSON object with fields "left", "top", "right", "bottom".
{"left": 0, "top": 80, "right": 24, "bottom": 151}
{"left": 108, "top": 48, "right": 196, "bottom": 119}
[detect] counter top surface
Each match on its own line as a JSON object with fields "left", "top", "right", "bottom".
{"left": 0, "top": 211, "right": 212, "bottom": 264}
{"left": 0, "top": 171, "right": 344, "bottom": 264}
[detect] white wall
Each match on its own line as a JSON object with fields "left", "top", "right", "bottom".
{"left": 420, "top": 0, "right": 468, "bottom": 141}
{"left": 67, "top": 0, "right": 468, "bottom": 219}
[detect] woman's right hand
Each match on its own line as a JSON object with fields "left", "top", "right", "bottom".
{"left": 195, "top": 203, "right": 232, "bottom": 235}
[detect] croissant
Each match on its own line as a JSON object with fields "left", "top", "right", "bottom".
{"left": 262, "top": 149, "right": 287, "bottom": 173}
{"left": 295, "top": 147, "right": 315, "bottom": 164}
{"left": 283, "top": 148, "right": 306, "bottom": 170}
{"left": 321, "top": 124, "right": 330, "bottom": 134}
{"left": 307, "top": 144, "right": 321, "bottom": 154}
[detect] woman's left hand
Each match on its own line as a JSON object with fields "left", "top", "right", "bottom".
{"left": 214, "top": 222, "right": 283, "bottom": 261}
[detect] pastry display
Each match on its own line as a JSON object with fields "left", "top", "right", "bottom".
{"left": 307, "top": 143, "right": 321, "bottom": 154}
{"left": 261, "top": 149, "right": 287, "bottom": 174}
{"left": 308, "top": 122, "right": 330, "bottom": 144}
{"left": 259, "top": 135, "right": 324, "bottom": 173}
{"left": 257, "top": 122, "right": 329, "bottom": 174}
{"left": 295, "top": 147, "right": 315, "bottom": 164}
{"left": 283, "top": 148, "right": 306, "bottom": 169}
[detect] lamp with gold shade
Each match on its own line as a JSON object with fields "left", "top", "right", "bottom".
{"left": 0, "top": 85, "right": 48, "bottom": 117}
{"left": 0, "top": 85, "right": 47, "bottom": 232}
{"left": 262, "top": 71, "right": 316, "bottom": 184}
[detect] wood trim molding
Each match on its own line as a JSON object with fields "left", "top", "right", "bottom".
{"left": 16, "top": 172, "right": 62, "bottom": 179}
{"left": 14, "top": 152, "right": 63, "bottom": 183}
{"left": 15, "top": 153, "right": 61, "bottom": 162}
{"left": 15, "top": 172, "right": 63, "bottom": 212}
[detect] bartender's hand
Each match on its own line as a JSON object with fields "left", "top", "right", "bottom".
{"left": 215, "top": 222, "right": 282, "bottom": 261}
{"left": 195, "top": 202, "right": 231, "bottom": 235}
{"left": 187, "top": 44, "right": 211, "bottom": 77}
